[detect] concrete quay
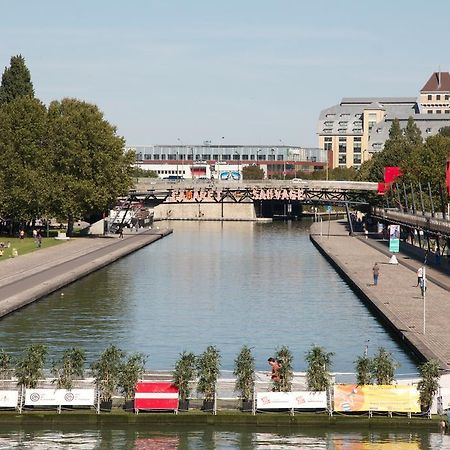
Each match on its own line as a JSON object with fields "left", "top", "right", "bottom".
{"left": 0, "top": 228, "right": 172, "bottom": 318}
{"left": 310, "top": 220, "right": 450, "bottom": 371}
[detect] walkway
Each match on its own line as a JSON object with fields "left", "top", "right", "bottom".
{"left": 0, "top": 228, "right": 172, "bottom": 318}
{"left": 310, "top": 220, "right": 450, "bottom": 371}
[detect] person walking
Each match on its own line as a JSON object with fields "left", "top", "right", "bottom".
{"left": 372, "top": 262, "right": 380, "bottom": 286}
{"left": 416, "top": 267, "right": 423, "bottom": 287}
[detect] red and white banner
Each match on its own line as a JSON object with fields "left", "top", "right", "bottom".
{"left": 256, "top": 391, "right": 327, "bottom": 410}
{"left": 0, "top": 390, "right": 18, "bottom": 408}
{"left": 134, "top": 382, "right": 179, "bottom": 411}
{"left": 24, "top": 389, "right": 95, "bottom": 406}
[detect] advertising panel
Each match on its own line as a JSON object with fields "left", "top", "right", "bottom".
{"left": 0, "top": 390, "right": 18, "bottom": 408}
{"left": 24, "top": 389, "right": 95, "bottom": 406}
{"left": 256, "top": 391, "right": 327, "bottom": 410}
{"left": 334, "top": 385, "right": 420, "bottom": 413}
{"left": 134, "top": 382, "right": 179, "bottom": 411}
{"left": 389, "top": 224, "right": 400, "bottom": 253}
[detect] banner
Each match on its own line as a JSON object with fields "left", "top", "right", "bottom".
{"left": 24, "top": 389, "right": 95, "bottom": 406}
{"left": 389, "top": 224, "right": 400, "bottom": 253}
{"left": 334, "top": 385, "right": 420, "bottom": 413}
{"left": 257, "top": 391, "right": 327, "bottom": 410}
{"left": 134, "top": 382, "right": 178, "bottom": 411}
{"left": 0, "top": 390, "right": 18, "bottom": 408}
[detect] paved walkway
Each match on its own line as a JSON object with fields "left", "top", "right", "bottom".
{"left": 0, "top": 228, "right": 172, "bottom": 318}
{"left": 310, "top": 220, "right": 450, "bottom": 371}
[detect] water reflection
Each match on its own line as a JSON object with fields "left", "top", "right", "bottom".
{"left": 0, "top": 221, "right": 417, "bottom": 373}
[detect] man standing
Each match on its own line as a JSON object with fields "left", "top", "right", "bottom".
{"left": 416, "top": 267, "right": 423, "bottom": 287}
{"left": 372, "top": 262, "right": 380, "bottom": 286}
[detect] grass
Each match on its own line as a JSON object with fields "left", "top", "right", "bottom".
{"left": 0, "top": 236, "right": 66, "bottom": 259}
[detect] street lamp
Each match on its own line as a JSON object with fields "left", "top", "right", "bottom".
{"left": 234, "top": 151, "right": 240, "bottom": 180}
{"left": 270, "top": 148, "right": 275, "bottom": 179}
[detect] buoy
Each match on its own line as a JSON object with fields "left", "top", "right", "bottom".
{"left": 389, "top": 255, "right": 398, "bottom": 265}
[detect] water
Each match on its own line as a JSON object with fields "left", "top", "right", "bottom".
{"left": 0, "top": 220, "right": 417, "bottom": 373}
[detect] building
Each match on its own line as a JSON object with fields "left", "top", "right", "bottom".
{"left": 318, "top": 72, "right": 450, "bottom": 169}
{"left": 129, "top": 144, "right": 327, "bottom": 180}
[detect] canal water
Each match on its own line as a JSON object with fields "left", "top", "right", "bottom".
{"left": 0, "top": 220, "right": 417, "bottom": 373}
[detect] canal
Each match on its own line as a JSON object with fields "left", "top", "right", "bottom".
{"left": 0, "top": 220, "right": 418, "bottom": 374}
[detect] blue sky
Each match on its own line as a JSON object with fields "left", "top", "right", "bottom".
{"left": 2, "top": 1, "right": 450, "bottom": 146}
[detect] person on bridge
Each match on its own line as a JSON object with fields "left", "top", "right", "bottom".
{"left": 372, "top": 263, "right": 380, "bottom": 286}
{"left": 416, "top": 267, "right": 423, "bottom": 287}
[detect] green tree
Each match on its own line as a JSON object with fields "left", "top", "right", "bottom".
{"left": 417, "top": 360, "right": 440, "bottom": 412}
{"left": 354, "top": 355, "right": 373, "bottom": 386}
{"left": 118, "top": 353, "right": 146, "bottom": 401}
{"left": 172, "top": 351, "right": 197, "bottom": 403}
{"left": 0, "top": 55, "right": 34, "bottom": 105}
{"left": 439, "top": 126, "right": 450, "bottom": 137}
{"left": 370, "top": 347, "right": 399, "bottom": 385}
{"left": 51, "top": 347, "right": 86, "bottom": 390}
{"left": 305, "top": 345, "right": 334, "bottom": 391}
{"left": 0, "top": 96, "right": 51, "bottom": 226}
{"left": 196, "top": 345, "right": 221, "bottom": 402}
{"left": 233, "top": 345, "right": 255, "bottom": 401}
{"left": 274, "top": 346, "right": 293, "bottom": 392}
{"left": 15, "top": 344, "right": 48, "bottom": 388}
{"left": 0, "top": 349, "right": 12, "bottom": 379}
{"left": 242, "top": 164, "right": 264, "bottom": 180}
{"left": 46, "top": 98, "right": 135, "bottom": 235}
{"left": 404, "top": 116, "right": 423, "bottom": 147}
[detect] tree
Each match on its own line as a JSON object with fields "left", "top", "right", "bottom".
{"left": 0, "top": 55, "right": 34, "bottom": 105}
{"left": 439, "top": 126, "right": 450, "bottom": 137}
{"left": 274, "top": 346, "right": 293, "bottom": 392}
{"left": 118, "top": 353, "right": 146, "bottom": 402}
{"left": 305, "top": 345, "right": 334, "bottom": 391}
{"left": 233, "top": 345, "right": 255, "bottom": 402}
{"left": 370, "top": 347, "right": 399, "bottom": 385}
{"left": 46, "top": 98, "right": 135, "bottom": 235}
{"left": 15, "top": 344, "right": 48, "bottom": 388}
{"left": 417, "top": 360, "right": 440, "bottom": 412}
{"left": 354, "top": 355, "right": 373, "bottom": 386}
{"left": 172, "top": 351, "right": 197, "bottom": 405}
{"left": 51, "top": 347, "right": 86, "bottom": 390}
{"left": 242, "top": 165, "right": 264, "bottom": 180}
{"left": 0, "top": 349, "right": 12, "bottom": 379}
{"left": 196, "top": 345, "right": 221, "bottom": 402}
{"left": 404, "top": 116, "right": 422, "bottom": 147}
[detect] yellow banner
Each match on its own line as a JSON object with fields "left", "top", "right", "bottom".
{"left": 334, "top": 384, "right": 420, "bottom": 413}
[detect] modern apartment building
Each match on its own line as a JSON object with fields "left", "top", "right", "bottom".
{"left": 318, "top": 72, "right": 450, "bottom": 169}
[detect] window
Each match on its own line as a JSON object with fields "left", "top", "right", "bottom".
{"left": 427, "top": 110, "right": 433, "bottom": 114}
{"left": 160, "top": 154, "right": 166, "bottom": 160}
{"left": 338, "top": 154, "right": 346, "bottom": 164}
{"left": 202, "top": 154, "right": 211, "bottom": 160}
{"left": 352, "top": 128, "right": 362, "bottom": 133}
{"left": 445, "top": 95, "right": 450, "bottom": 100}
{"left": 326, "top": 113, "right": 336, "bottom": 118}
{"left": 368, "top": 121, "right": 376, "bottom": 131}
{"left": 323, "top": 128, "right": 332, "bottom": 133}
{"left": 168, "top": 154, "right": 176, "bottom": 160}
{"left": 426, "top": 128, "right": 432, "bottom": 133}
{"left": 338, "top": 121, "right": 348, "bottom": 125}
{"left": 324, "top": 121, "right": 334, "bottom": 126}
{"left": 428, "top": 94, "right": 432, "bottom": 100}
{"left": 437, "top": 95, "right": 441, "bottom": 101}
{"left": 338, "top": 128, "right": 347, "bottom": 133}
{"left": 340, "top": 113, "right": 350, "bottom": 118}
{"left": 144, "top": 154, "right": 151, "bottom": 160}
{"left": 353, "top": 154, "right": 361, "bottom": 164}
{"left": 353, "top": 120, "right": 362, "bottom": 125}
{"left": 445, "top": 110, "right": 450, "bottom": 114}
{"left": 222, "top": 154, "right": 231, "bottom": 160}
{"left": 372, "top": 143, "right": 382, "bottom": 150}
{"left": 339, "top": 137, "right": 347, "bottom": 153}
{"left": 242, "top": 154, "right": 249, "bottom": 160}
{"left": 213, "top": 154, "right": 219, "bottom": 160}
{"left": 277, "top": 155, "right": 284, "bottom": 161}
{"left": 324, "top": 137, "right": 332, "bottom": 151}
{"left": 233, "top": 154, "right": 239, "bottom": 160}
{"left": 353, "top": 137, "right": 362, "bottom": 155}
{"left": 250, "top": 155, "right": 255, "bottom": 160}
{"left": 436, "top": 110, "right": 442, "bottom": 114}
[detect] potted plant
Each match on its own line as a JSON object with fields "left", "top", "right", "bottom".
{"left": 118, "top": 352, "right": 146, "bottom": 411}
{"left": 305, "top": 345, "right": 334, "bottom": 391}
{"left": 91, "top": 345, "right": 124, "bottom": 411}
{"left": 370, "top": 347, "right": 399, "bottom": 385}
{"left": 0, "top": 349, "right": 12, "bottom": 380}
{"left": 52, "top": 347, "right": 86, "bottom": 390}
{"left": 15, "top": 344, "right": 48, "bottom": 388}
{"left": 274, "top": 346, "right": 293, "bottom": 392}
{"left": 172, "top": 351, "right": 196, "bottom": 411}
{"left": 354, "top": 354, "right": 373, "bottom": 386}
{"left": 196, "top": 346, "right": 221, "bottom": 412}
{"left": 417, "top": 360, "right": 440, "bottom": 414}
{"left": 233, "top": 345, "right": 255, "bottom": 411}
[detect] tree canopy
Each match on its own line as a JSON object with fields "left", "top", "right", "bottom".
{"left": 0, "top": 55, "right": 34, "bottom": 105}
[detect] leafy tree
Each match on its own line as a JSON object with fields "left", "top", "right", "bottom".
{"left": 305, "top": 345, "right": 334, "bottom": 391}
{"left": 354, "top": 355, "right": 373, "bottom": 386}
{"left": 172, "top": 351, "right": 197, "bottom": 403}
{"left": 404, "top": 116, "right": 423, "bottom": 146}
{"left": 46, "top": 98, "right": 134, "bottom": 235}
{"left": 439, "top": 126, "right": 450, "bottom": 137}
{"left": 196, "top": 345, "right": 221, "bottom": 402}
{"left": 132, "top": 167, "right": 158, "bottom": 178}
{"left": 118, "top": 353, "right": 146, "bottom": 401}
{"left": 51, "top": 347, "right": 86, "bottom": 390}
{"left": 274, "top": 346, "right": 293, "bottom": 392}
{"left": 0, "top": 55, "right": 34, "bottom": 105}
{"left": 0, "top": 97, "right": 51, "bottom": 226}
{"left": 242, "top": 164, "right": 264, "bottom": 180}
{"left": 15, "top": 344, "right": 48, "bottom": 388}
{"left": 370, "top": 347, "right": 399, "bottom": 385}
{"left": 417, "top": 360, "right": 440, "bottom": 412}
{"left": 0, "top": 349, "right": 12, "bottom": 379}
{"left": 233, "top": 345, "right": 255, "bottom": 401}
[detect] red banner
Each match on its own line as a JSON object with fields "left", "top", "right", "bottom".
{"left": 134, "top": 382, "right": 179, "bottom": 411}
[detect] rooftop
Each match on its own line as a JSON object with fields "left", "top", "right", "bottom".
{"left": 421, "top": 72, "right": 450, "bottom": 92}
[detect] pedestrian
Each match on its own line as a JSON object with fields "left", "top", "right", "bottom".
{"left": 119, "top": 227, "right": 124, "bottom": 239}
{"left": 37, "top": 233, "right": 42, "bottom": 248}
{"left": 19, "top": 230, "right": 25, "bottom": 239}
{"left": 364, "top": 227, "right": 368, "bottom": 240}
{"left": 32, "top": 229, "right": 37, "bottom": 243}
{"left": 372, "top": 262, "right": 380, "bottom": 286}
{"left": 420, "top": 276, "right": 427, "bottom": 297}
{"left": 416, "top": 267, "right": 423, "bottom": 287}
{"left": 267, "top": 357, "right": 282, "bottom": 383}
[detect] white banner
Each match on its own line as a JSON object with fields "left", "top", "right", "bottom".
{"left": 256, "top": 391, "right": 327, "bottom": 410}
{"left": 0, "top": 390, "right": 18, "bottom": 408}
{"left": 25, "top": 389, "right": 95, "bottom": 406}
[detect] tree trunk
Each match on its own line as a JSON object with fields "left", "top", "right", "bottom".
{"left": 67, "top": 215, "right": 74, "bottom": 237}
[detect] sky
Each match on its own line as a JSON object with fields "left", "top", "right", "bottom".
{"left": 2, "top": 0, "right": 450, "bottom": 147}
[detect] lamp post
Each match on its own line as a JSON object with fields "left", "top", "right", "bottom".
{"left": 280, "top": 139, "right": 286, "bottom": 180}
{"left": 177, "top": 138, "right": 182, "bottom": 181}
{"left": 270, "top": 148, "right": 275, "bottom": 179}
{"left": 234, "top": 151, "right": 240, "bottom": 180}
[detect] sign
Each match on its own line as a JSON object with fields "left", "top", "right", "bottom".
{"left": 24, "top": 389, "right": 95, "bottom": 406}
{"left": 134, "top": 382, "right": 178, "bottom": 411}
{"left": 389, "top": 224, "right": 400, "bottom": 253}
{"left": 256, "top": 391, "right": 327, "bottom": 410}
{"left": 0, "top": 390, "right": 18, "bottom": 408}
{"left": 334, "top": 385, "right": 420, "bottom": 413}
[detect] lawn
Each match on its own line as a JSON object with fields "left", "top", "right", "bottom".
{"left": 0, "top": 236, "right": 66, "bottom": 259}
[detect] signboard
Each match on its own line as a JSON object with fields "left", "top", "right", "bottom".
{"left": 0, "top": 390, "right": 18, "bottom": 408}
{"left": 134, "top": 382, "right": 178, "bottom": 411}
{"left": 256, "top": 391, "right": 327, "bottom": 410}
{"left": 334, "top": 385, "right": 420, "bottom": 413}
{"left": 389, "top": 224, "right": 400, "bottom": 253}
{"left": 24, "top": 389, "right": 95, "bottom": 406}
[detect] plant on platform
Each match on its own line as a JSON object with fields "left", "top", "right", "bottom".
{"left": 172, "top": 351, "right": 196, "bottom": 409}
{"left": 51, "top": 347, "right": 86, "bottom": 390}
{"left": 91, "top": 345, "right": 125, "bottom": 402}
{"left": 0, "top": 349, "right": 12, "bottom": 379}
{"left": 371, "top": 347, "right": 399, "bottom": 385}
{"left": 275, "top": 346, "right": 293, "bottom": 392}
{"left": 15, "top": 344, "right": 48, "bottom": 388}
{"left": 233, "top": 346, "right": 255, "bottom": 403}
{"left": 355, "top": 355, "right": 373, "bottom": 386}
{"left": 417, "top": 360, "right": 440, "bottom": 412}
{"left": 118, "top": 352, "right": 146, "bottom": 402}
{"left": 305, "top": 345, "right": 334, "bottom": 391}
{"left": 196, "top": 346, "right": 221, "bottom": 404}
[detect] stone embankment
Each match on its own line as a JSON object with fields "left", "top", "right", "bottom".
{"left": 0, "top": 228, "right": 172, "bottom": 318}
{"left": 310, "top": 220, "right": 450, "bottom": 371}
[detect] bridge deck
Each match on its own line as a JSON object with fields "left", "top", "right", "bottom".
{"left": 310, "top": 220, "right": 450, "bottom": 371}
